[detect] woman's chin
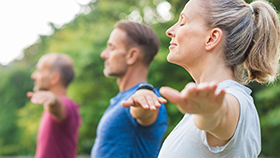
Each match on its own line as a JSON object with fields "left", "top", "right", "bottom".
{"left": 167, "top": 53, "right": 178, "bottom": 64}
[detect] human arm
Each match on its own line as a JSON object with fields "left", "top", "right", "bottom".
{"left": 160, "top": 82, "right": 240, "bottom": 146}
{"left": 27, "top": 91, "right": 66, "bottom": 121}
{"left": 121, "top": 89, "right": 167, "bottom": 126}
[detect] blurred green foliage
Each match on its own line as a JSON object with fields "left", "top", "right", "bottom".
{"left": 0, "top": 0, "right": 280, "bottom": 157}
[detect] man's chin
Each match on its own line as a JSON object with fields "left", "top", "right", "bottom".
{"left": 33, "top": 87, "right": 48, "bottom": 91}
{"left": 33, "top": 87, "right": 38, "bottom": 92}
{"left": 104, "top": 73, "right": 115, "bottom": 78}
{"left": 103, "top": 71, "right": 116, "bottom": 78}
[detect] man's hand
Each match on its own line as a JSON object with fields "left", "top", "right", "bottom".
{"left": 27, "top": 91, "right": 57, "bottom": 106}
{"left": 27, "top": 91, "right": 66, "bottom": 121}
{"left": 121, "top": 89, "right": 167, "bottom": 126}
{"left": 121, "top": 89, "right": 167, "bottom": 110}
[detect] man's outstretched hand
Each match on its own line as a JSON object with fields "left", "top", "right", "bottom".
{"left": 27, "top": 91, "right": 57, "bottom": 106}
{"left": 27, "top": 91, "right": 65, "bottom": 121}
{"left": 121, "top": 89, "right": 167, "bottom": 111}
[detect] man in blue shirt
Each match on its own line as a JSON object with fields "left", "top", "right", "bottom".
{"left": 91, "top": 20, "right": 168, "bottom": 158}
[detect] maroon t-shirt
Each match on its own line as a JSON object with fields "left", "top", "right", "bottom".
{"left": 35, "top": 97, "right": 82, "bottom": 158}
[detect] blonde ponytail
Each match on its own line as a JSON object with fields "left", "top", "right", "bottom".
{"left": 200, "top": 0, "right": 280, "bottom": 84}
{"left": 244, "top": 1, "right": 280, "bottom": 83}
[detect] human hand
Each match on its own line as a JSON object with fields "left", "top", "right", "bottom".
{"left": 121, "top": 89, "right": 167, "bottom": 111}
{"left": 27, "top": 91, "right": 58, "bottom": 107}
{"left": 159, "top": 82, "right": 225, "bottom": 114}
{"left": 27, "top": 91, "right": 65, "bottom": 121}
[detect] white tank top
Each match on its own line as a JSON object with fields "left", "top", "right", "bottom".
{"left": 158, "top": 80, "right": 261, "bottom": 158}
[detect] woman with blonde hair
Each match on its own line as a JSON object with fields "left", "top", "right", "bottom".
{"left": 122, "top": 0, "right": 280, "bottom": 157}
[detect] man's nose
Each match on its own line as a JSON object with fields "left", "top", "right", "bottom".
{"left": 100, "top": 48, "right": 109, "bottom": 60}
{"left": 31, "top": 71, "right": 36, "bottom": 80}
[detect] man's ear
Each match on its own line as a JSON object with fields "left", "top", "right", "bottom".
{"left": 50, "top": 72, "right": 61, "bottom": 86}
{"left": 205, "top": 28, "right": 223, "bottom": 51}
{"left": 126, "top": 47, "right": 141, "bottom": 65}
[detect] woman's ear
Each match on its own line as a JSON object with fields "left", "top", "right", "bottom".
{"left": 126, "top": 47, "right": 141, "bottom": 65}
{"left": 205, "top": 28, "right": 223, "bottom": 51}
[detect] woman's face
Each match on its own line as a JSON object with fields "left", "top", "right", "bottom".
{"left": 166, "top": 0, "right": 209, "bottom": 69}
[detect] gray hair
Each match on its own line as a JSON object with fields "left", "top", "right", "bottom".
{"left": 49, "top": 53, "right": 75, "bottom": 87}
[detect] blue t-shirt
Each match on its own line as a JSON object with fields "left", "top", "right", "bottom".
{"left": 91, "top": 83, "right": 168, "bottom": 158}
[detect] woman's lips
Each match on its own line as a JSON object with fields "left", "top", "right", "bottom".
{"left": 169, "top": 42, "right": 177, "bottom": 49}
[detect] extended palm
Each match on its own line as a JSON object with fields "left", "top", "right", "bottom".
{"left": 160, "top": 82, "right": 225, "bottom": 114}
{"left": 27, "top": 91, "right": 57, "bottom": 107}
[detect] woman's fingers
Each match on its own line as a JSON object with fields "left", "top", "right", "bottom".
{"left": 160, "top": 82, "right": 225, "bottom": 114}
{"left": 160, "top": 86, "right": 183, "bottom": 105}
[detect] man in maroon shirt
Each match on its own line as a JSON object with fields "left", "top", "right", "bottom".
{"left": 27, "top": 53, "right": 82, "bottom": 158}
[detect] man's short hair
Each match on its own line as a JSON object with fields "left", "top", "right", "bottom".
{"left": 115, "top": 20, "right": 160, "bottom": 66}
{"left": 51, "top": 54, "right": 75, "bottom": 88}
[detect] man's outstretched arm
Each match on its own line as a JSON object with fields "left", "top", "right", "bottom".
{"left": 27, "top": 91, "right": 66, "bottom": 121}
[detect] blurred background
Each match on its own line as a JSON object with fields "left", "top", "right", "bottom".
{"left": 0, "top": 0, "right": 280, "bottom": 157}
